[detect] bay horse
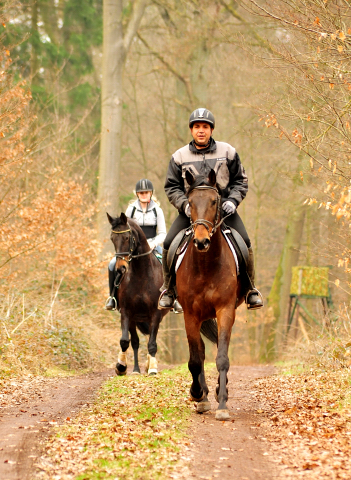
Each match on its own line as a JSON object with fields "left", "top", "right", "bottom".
{"left": 107, "top": 212, "right": 168, "bottom": 375}
{"left": 176, "top": 169, "right": 244, "bottom": 420}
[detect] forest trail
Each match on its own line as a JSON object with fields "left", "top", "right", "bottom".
{"left": 188, "top": 365, "right": 277, "bottom": 480}
{"left": 0, "top": 365, "right": 278, "bottom": 480}
{"left": 0, "top": 370, "right": 113, "bottom": 480}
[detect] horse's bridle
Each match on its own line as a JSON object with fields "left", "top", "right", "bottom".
{"left": 111, "top": 224, "right": 152, "bottom": 263}
{"left": 189, "top": 186, "right": 230, "bottom": 238}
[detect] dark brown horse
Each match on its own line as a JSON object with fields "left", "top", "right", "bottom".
{"left": 107, "top": 212, "right": 167, "bottom": 375}
{"left": 176, "top": 169, "right": 244, "bottom": 420}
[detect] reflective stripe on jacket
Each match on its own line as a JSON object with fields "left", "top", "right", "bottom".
{"left": 164, "top": 138, "right": 248, "bottom": 213}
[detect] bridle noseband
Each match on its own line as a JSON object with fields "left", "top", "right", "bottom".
{"left": 190, "top": 185, "right": 229, "bottom": 238}
{"left": 111, "top": 224, "right": 152, "bottom": 263}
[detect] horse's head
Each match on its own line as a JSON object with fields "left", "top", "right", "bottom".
{"left": 186, "top": 169, "right": 221, "bottom": 253}
{"left": 107, "top": 212, "right": 137, "bottom": 274}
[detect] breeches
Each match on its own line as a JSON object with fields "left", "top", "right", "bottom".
{"left": 163, "top": 211, "right": 251, "bottom": 250}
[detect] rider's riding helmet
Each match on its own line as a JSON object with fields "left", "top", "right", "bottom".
{"left": 135, "top": 178, "right": 154, "bottom": 193}
{"left": 189, "top": 108, "right": 215, "bottom": 129}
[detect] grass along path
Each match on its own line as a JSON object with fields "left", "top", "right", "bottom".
{"left": 36, "top": 365, "right": 194, "bottom": 480}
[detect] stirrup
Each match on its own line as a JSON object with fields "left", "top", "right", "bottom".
{"left": 105, "top": 296, "right": 117, "bottom": 311}
{"left": 158, "top": 289, "right": 174, "bottom": 310}
{"left": 246, "top": 288, "right": 263, "bottom": 310}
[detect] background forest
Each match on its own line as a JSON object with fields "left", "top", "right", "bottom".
{"left": 0, "top": 0, "right": 350, "bottom": 375}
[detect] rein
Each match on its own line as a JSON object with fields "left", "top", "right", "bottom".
{"left": 190, "top": 186, "right": 231, "bottom": 237}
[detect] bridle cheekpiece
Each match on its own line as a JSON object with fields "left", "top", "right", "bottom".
{"left": 190, "top": 185, "right": 229, "bottom": 238}
{"left": 111, "top": 223, "right": 152, "bottom": 262}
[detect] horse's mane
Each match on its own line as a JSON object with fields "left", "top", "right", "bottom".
{"left": 187, "top": 174, "right": 223, "bottom": 197}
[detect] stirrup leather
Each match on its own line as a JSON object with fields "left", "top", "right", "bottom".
{"left": 245, "top": 288, "right": 263, "bottom": 310}
{"left": 105, "top": 296, "right": 117, "bottom": 311}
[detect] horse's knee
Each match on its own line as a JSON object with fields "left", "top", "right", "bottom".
{"left": 120, "top": 339, "right": 130, "bottom": 352}
{"left": 216, "top": 353, "right": 229, "bottom": 372}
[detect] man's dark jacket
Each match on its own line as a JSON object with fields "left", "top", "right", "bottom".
{"left": 164, "top": 138, "right": 248, "bottom": 213}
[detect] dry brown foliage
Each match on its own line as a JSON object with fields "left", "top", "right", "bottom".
{"left": 255, "top": 367, "right": 351, "bottom": 479}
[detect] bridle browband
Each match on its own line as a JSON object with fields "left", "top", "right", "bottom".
{"left": 111, "top": 224, "right": 152, "bottom": 263}
{"left": 189, "top": 185, "right": 230, "bottom": 237}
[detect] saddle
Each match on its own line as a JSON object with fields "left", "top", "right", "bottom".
{"left": 167, "top": 224, "right": 249, "bottom": 274}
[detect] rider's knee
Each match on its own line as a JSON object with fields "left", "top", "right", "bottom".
{"left": 108, "top": 257, "right": 116, "bottom": 272}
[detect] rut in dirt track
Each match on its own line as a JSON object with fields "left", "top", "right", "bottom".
{"left": 0, "top": 369, "right": 113, "bottom": 480}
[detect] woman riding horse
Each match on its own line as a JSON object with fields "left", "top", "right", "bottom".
{"left": 106, "top": 179, "right": 181, "bottom": 312}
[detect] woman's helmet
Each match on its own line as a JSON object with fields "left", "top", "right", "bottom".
{"left": 189, "top": 108, "right": 215, "bottom": 128}
{"left": 135, "top": 178, "right": 153, "bottom": 193}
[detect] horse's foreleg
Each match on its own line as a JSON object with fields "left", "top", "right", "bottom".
{"left": 116, "top": 313, "right": 130, "bottom": 376}
{"left": 195, "top": 334, "right": 212, "bottom": 413}
{"left": 185, "top": 317, "right": 205, "bottom": 402}
{"left": 215, "top": 310, "right": 235, "bottom": 420}
{"left": 130, "top": 325, "right": 140, "bottom": 374}
{"left": 146, "top": 316, "right": 160, "bottom": 375}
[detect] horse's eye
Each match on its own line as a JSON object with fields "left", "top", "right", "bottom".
{"left": 212, "top": 200, "right": 217, "bottom": 206}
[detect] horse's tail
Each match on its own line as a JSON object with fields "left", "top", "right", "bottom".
{"left": 200, "top": 318, "right": 218, "bottom": 344}
{"left": 136, "top": 322, "right": 150, "bottom": 335}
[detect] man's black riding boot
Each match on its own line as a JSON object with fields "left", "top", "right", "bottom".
{"left": 105, "top": 268, "right": 117, "bottom": 310}
{"left": 246, "top": 247, "right": 263, "bottom": 310}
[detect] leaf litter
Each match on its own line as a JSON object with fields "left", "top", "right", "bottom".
{"left": 35, "top": 366, "right": 193, "bottom": 479}
{"left": 252, "top": 367, "right": 351, "bottom": 479}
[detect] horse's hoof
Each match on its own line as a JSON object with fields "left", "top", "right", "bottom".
{"left": 215, "top": 409, "right": 230, "bottom": 421}
{"left": 131, "top": 371, "right": 140, "bottom": 375}
{"left": 148, "top": 370, "right": 157, "bottom": 376}
{"left": 196, "top": 401, "right": 211, "bottom": 413}
{"left": 115, "top": 363, "right": 127, "bottom": 376}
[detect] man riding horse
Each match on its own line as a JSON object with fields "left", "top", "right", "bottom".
{"left": 158, "top": 108, "right": 263, "bottom": 310}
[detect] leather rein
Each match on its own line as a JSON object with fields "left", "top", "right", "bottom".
{"left": 190, "top": 185, "right": 230, "bottom": 237}
{"left": 111, "top": 224, "right": 152, "bottom": 263}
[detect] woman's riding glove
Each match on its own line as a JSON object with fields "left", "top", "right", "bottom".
{"left": 147, "top": 239, "right": 156, "bottom": 250}
{"left": 222, "top": 201, "right": 236, "bottom": 215}
{"left": 185, "top": 204, "right": 191, "bottom": 217}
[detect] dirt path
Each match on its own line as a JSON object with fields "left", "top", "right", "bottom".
{"left": 187, "top": 365, "right": 278, "bottom": 480}
{"left": 0, "top": 365, "right": 278, "bottom": 480}
{"left": 0, "top": 369, "right": 114, "bottom": 480}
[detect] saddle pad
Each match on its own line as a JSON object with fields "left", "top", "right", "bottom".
{"left": 175, "top": 232, "right": 239, "bottom": 273}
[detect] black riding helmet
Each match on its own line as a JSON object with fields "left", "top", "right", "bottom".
{"left": 135, "top": 178, "right": 153, "bottom": 193}
{"left": 189, "top": 108, "right": 215, "bottom": 128}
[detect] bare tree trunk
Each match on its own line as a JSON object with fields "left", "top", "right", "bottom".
{"left": 97, "top": 0, "right": 147, "bottom": 252}
{"left": 260, "top": 200, "right": 306, "bottom": 360}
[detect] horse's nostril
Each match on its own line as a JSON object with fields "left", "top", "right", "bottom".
{"left": 204, "top": 238, "right": 210, "bottom": 249}
{"left": 193, "top": 238, "right": 198, "bottom": 248}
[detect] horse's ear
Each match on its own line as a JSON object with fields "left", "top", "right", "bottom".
{"left": 186, "top": 170, "right": 195, "bottom": 186}
{"left": 106, "top": 212, "right": 114, "bottom": 225}
{"left": 120, "top": 212, "right": 128, "bottom": 224}
{"left": 208, "top": 168, "right": 216, "bottom": 187}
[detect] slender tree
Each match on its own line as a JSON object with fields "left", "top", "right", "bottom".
{"left": 97, "top": 0, "right": 148, "bottom": 249}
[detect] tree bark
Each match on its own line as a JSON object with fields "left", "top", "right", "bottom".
{"left": 260, "top": 200, "right": 307, "bottom": 360}
{"left": 97, "top": 0, "right": 147, "bottom": 251}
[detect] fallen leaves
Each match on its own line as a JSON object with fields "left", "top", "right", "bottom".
{"left": 252, "top": 367, "right": 351, "bottom": 479}
{"left": 37, "top": 367, "right": 193, "bottom": 479}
